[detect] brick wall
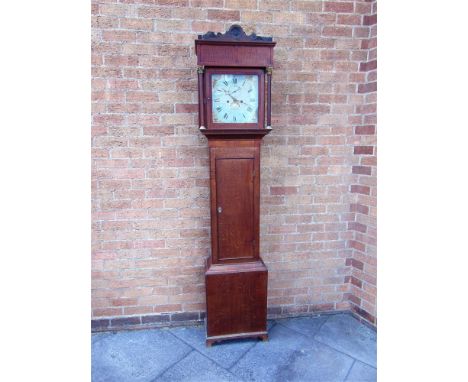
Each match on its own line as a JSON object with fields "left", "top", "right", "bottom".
{"left": 91, "top": 0, "right": 377, "bottom": 331}
{"left": 346, "top": 0, "right": 377, "bottom": 324}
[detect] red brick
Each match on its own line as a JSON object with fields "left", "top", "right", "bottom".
{"left": 270, "top": 186, "right": 298, "bottom": 196}
{"left": 358, "top": 81, "right": 377, "bottom": 94}
{"left": 354, "top": 146, "right": 374, "bottom": 155}
{"left": 337, "top": 14, "right": 362, "bottom": 25}
{"left": 350, "top": 185, "right": 371, "bottom": 195}
{"left": 99, "top": 4, "right": 128, "bottom": 17}
{"left": 349, "top": 240, "right": 366, "bottom": 252}
{"left": 363, "top": 14, "right": 377, "bottom": 26}
{"left": 348, "top": 222, "right": 367, "bottom": 233}
{"left": 360, "top": 60, "right": 377, "bottom": 72}
{"left": 153, "top": 0, "right": 188, "bottom": 6}
{"left": 345, "top": 258, "right": 364, "bottom": 270}
{"left": 126, "top": 91, "right": 158, "bottom": 102}
{"left": 322, "top": 26, "right": 353, "bottom": 37}
{"left": 120, "top": 18, "right": 153, "bottom": 31}
{"left": 346, "top": 293, "right": 361, "bottom": 306}
{"left": 207, "top": 9, "right": 240, "bottom": 21}
{"left": 362, "top": 37, "right": 377, "bottom": 50}
{"left": 112, "top": 298, "right": 138, "bottom": 307}
{"left": 102, "top": 31, "right": 136, "bottom": 42}
{"left": 350, "top": 275, "right": 363, "bottom": 288}
{"left": 350, "top": 203, "right": 369, "bottom": 215}
{"left": 352, "top": 165, "right": 372, "bottom": 175}
{"left": 291, "top": 1, "right": 322, "bottom": 12}
{"left": 352, "top": 305, "right": 376, "bottom": 324}
{"left": 225, "top": 0, "right": 257, "bottom": 8}
{"left": 324, "top": 1, "right": 354, "bottom": 13}
{"left": 355, "top": 125, "right": 375, "bottom": 135}
{"left": 191, "top": 0, "right": 223, "bottom": 7}
{"left": 175, "top": 104, "right": 198, "bottom": 113}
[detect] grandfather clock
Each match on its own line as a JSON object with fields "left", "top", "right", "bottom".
{"left": 195, "top": 25, "right": 276, "bottom": 346}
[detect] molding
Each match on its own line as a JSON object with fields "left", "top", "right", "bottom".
{"left": 200, "top": 128, "right": 271, "bottom": 139}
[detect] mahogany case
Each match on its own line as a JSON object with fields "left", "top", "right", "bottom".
{"left": 195, "top": 25, "right": 275, "bottom": 346}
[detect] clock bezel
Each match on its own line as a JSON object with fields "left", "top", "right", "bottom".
{"left": 205, "top": 67, "right": 265, "bottom": 130}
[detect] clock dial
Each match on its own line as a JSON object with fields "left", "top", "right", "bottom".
{"left": 211, "top": 74, "right": 259, "bottom": 124}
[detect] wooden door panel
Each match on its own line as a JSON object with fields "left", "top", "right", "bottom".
{"left": 215, "top": 157, "right": 255, "bottom": 261}
{"left": 206, "top": 268, "right": 268, "bottom": 337}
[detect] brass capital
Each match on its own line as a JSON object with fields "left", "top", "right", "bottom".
{"left": 266, "top": 66, "right": 273, "bottom": 75}
{"left": 197, "top": 65, "right": 205, "bottom": 74}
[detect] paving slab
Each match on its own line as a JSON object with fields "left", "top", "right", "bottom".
{"left": 92, "top": 332, "right": 112, "bottom": 345}
{"left": 275, "top": 315, "right": 328, "bottom": 338}
{"left": 230, "top": 322, "right": 354, "bottom": 382}
{"left": 315, "top": 314, "right": 377, "bottom": 367}
{"left": 170, "top": 325, "right": 257, "bottom": 369}
{"left": 92, "top": 329, "right": 191, "bottom": 382}
{"left": 155, "top": 350, "right": 242, "bottom": 382}
{"left": 92, "top": 313, "right": 376, "bottom": 382}
{"left": 346, "top": 360, "right": 377, "bottom": 382}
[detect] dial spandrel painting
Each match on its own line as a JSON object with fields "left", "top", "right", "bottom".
{"left": 211, "top": 74, "right": 259, "bottom": 123}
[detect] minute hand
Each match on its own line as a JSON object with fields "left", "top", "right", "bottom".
{"left": 226, "top": 93, "right": 240, "bottom": 104}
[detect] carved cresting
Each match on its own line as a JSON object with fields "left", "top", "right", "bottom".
{"left": 198, "top": 24, "right": 273, "bottom": 42}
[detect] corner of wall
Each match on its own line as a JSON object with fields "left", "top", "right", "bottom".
{"left": 346, "top": 0, "right": 377, "bottom": 326}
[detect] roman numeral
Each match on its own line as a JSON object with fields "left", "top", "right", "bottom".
{"left": 233, "top": 116, "right": 236, "bottom": 122}
{"left": 214, "top": 98, "right": 220, "bottom": 102}
{"left": 247, "top": 106, "right": 252, "bottom": 112}
{"left": 233, "top": 77, "right": 237, "bottom": 84}
{"left": 248, "top": 88, "right": 252, "bottom": 93}
{"left": 223, "top": 113, "right": 228, "bottom": 119}
{"left": 223, "top": 81, "right": 228, "bottom": 86}
{"left": 216, "top": 106, "right": 222, "bottom": 112}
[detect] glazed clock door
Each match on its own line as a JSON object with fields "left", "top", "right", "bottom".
{"left": 210, "top": 146, "right": 260, "bottom": 263}
{"left": 205, "top": 68, "right": 265, "bottom": 130}
{"left": 211, "top": 73, "right": 259, "bottom": 123}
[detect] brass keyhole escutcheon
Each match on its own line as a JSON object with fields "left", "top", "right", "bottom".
{"left": 217, "top": 206, "right": 222, "bottom": 214}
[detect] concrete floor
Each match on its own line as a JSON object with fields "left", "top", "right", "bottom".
{"left": 92, "top": 313, "right": 376, "bottom": 382}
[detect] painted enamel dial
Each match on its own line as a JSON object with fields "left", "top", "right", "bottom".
{"left": 211, "top": 74, "right": 259, "bottom": 124}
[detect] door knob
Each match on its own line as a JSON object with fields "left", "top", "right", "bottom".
{"left": 217, "top": 206, "right": 222, "bottom": 213}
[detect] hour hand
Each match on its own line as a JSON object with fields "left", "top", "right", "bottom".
{"left": 227, "top": 93, "right": 240, "bottom": 104}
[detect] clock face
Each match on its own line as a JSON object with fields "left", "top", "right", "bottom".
{"left": 211, "top": 74, "right": 259, "bottom": 124}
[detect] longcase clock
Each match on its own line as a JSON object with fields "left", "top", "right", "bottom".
{"left": 195, "top": 25, "right": 276, "bottom": 346}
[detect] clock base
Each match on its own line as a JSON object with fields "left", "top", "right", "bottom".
{"left": 205, "top": 258, "right": 268, "bottom": 346}
{"left": 206, "top": 331, "right": 268, "bottom": 347}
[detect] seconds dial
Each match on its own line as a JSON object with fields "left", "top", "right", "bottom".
{"left": 211, "top": 74, "right": 259, "bottom": 124}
